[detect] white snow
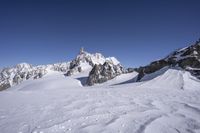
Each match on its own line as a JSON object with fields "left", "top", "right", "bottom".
{"left": 90, "top": 53, "right": 106, "bottom": 65}
{"left": 106, "top": 57, "right": 120, "bottom": 65}
{"left": 0, "top": 69, "right": 200, "bottom": 133}
{"left": 140, "top": 68, "right": 200, "bottom": 90}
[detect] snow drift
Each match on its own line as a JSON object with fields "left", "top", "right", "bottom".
{"left": 139, "top": 68, "right": 200, "bottom": 90}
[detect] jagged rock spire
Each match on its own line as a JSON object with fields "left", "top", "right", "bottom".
{"left": 79, "top": 47, "right": 84, "bottom": 54}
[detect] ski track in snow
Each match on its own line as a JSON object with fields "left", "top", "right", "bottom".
{"left": 0, "top": 70, "right": 200, "bottom": 133}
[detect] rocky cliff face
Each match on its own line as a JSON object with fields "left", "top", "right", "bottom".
{"left": 86, "top": 59, "right": 126, "bottom": 86}
{"left": 135, "top": 39, "right": 200, "bottom": 81}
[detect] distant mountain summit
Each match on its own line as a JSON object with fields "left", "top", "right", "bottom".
{"left": 65, "top": 47, "right": 106, "bottom": 76}
{"left": 65, "top": 48, "right": 127, "bottom": 85}
{"left": 135, "top": 39, "right": 200, "bottom": 81}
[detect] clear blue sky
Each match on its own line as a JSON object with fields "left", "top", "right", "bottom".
{"left": 0, "top": 0, "right": 200, "bottom": 68}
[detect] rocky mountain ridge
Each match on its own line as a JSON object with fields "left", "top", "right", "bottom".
{"left": 135, "top": 39, "right": 200, "bottom": 81}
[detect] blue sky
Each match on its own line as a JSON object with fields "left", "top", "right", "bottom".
{"left": 0, "top": 0, "right": 200, "bottom": 68}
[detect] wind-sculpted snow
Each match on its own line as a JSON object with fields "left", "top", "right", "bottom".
{"left": 139, "top": 68, "right": 200, "bottom": 90}
{"left": 0, "top": 70, "right": 200, "bottom": 133}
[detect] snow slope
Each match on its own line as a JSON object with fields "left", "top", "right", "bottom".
{"left": 10, "top": 71, "right": 82, "bottom": 91}
{"left": 139, "top": 68, "right": 200, "bottom": 90}
{"left": 0, "top": 70, "right": 200, "bottom": 133}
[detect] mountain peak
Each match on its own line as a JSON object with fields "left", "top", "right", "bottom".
{"left": 66, "top": 50, "right": 107, "bottom": 76}
{"left": 16, "top": 63, "right": 32, "bottom": 69}
{"left": 79, "top": 47, "right": 85, "bottom": 54}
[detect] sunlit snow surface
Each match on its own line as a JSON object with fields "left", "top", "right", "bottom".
{"left": 0, "top": 70, "right": 200, "bottom": 133}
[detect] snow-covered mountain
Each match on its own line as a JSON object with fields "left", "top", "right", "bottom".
{"left": 135, "top": 39, "right": 200, "bottom": 81}
{"left": 0, "top": 48, "right": 125, "bottom": 90}
{"left": 64, "top": 48, "right": 127, "bottom": 86}
{"left": 0, "top": 63, "right": 46, "bottom": 91}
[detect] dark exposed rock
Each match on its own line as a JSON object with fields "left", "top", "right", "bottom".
{"left": 186, "top": 68, "right": 200, "bottom": 79}
{"left": 0, "top": 82, "right": 11, "bottom": 91}
{"left": 13, "top": 74, "right": 22, "bottom": 84}
{"left": 65, "top": 69, "right": 73, "bottom": 76}
{"left": 78, "top": 67, "right": 82, "bottom": 72}
{"left": 135, "top": 60, "right": 170, "bottom": 81}
{"left": 26, "top": 72, "right": 33, "bottom": 80}
{"left": 86, "top": 61, "right": 126, "bottom": 86}
{"left": 127, "top": 68, "right": 135, "bottom": 73}
{"left": 178, "top": 57, "right": 200, "bottom": 68}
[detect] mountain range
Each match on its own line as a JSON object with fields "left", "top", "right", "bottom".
{"left": 1, "top": 40, "right": 200, "bottom": 91}
{"left": 0, "top": 48, "right": 125, "bottom": 90}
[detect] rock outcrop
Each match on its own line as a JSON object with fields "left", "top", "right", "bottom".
{"left": 86, "top": 60, "right": 126, "bottom": 86}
